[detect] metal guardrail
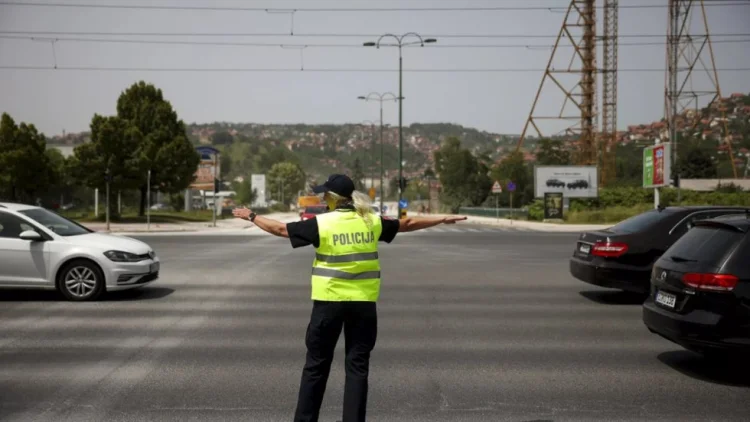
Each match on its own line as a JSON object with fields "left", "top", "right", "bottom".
{"left": 458, "top": 207, "right": 529, "bottom": 218}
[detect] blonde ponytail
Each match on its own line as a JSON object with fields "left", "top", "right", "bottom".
{"left": 325, "top": 190, "right": 374, "bottom": 227}
{"left": 351, "top": 190, "right": 374, "bottom": 222}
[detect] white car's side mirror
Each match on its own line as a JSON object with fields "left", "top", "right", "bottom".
{"left": 19, "top": 230, "right": 43, "bottom": 241}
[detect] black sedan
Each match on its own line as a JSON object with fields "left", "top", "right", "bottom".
{"left": 546, "top": 178, "right": 565, "bottom": 188}
{"left": 569, "top": 206, "right": 750, "bottom": 294}
{"left": 566, "top": 179, "right": 589, "bottom": 189}
{"left": 643, "top": 215, "right": 750, "bottom": 356}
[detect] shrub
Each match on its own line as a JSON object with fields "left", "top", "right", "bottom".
{"left": 527, "top": 199, "right": 544, "bottom": 221}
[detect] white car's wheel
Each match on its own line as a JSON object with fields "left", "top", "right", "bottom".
{"left": 57, "top": 260, "right": 105, "bottom": 301}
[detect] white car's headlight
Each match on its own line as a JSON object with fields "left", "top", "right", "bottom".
{"left": 104, "top": 250, "right": 143, "bottom": 262}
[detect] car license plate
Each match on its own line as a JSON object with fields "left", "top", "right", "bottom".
{"left": 149, "top": 262, "right": 160, "bottom": 273}
{"left": 655, "top": 291, "right": 677, "bottom": 308}
{"left": 578, "top": 243, "right": 591, "bottom": 254}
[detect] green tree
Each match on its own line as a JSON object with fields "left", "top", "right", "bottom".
{"left": 535, "top": 138, "right": 571, "bottom": 165}
{"left": 491, "top": 150, "right": 533, "bottom": 206}
{"left": 69, "top": 115, "right": 142, "bottom": 217}
{"left": 678, "top": 146, "right": 718, "bottom": 178}
{"left": 351, "top": 157, "right": 366, "bottom": 191}
{"left": 613, "top": 143, "right": 644, "bottom": 187}
{"left": 433, "top": 137, "right": 492, "bottom": 212}
{"left": 115, "top": 81, "right": 200, "bottom": 216}
{"left": 0, "top": 113, "right": 56, "bottom": 203}
{"left": 267, "top": 162, "right": 306, "bottom": 208}
{"left": 44, "top": 147, "right": 74, "bottom": 206}
{"left": 232, "top": 179, "right": 257, "bottom": 206}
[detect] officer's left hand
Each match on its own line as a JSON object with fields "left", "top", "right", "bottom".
{"left": 443, "top": 216, "right": 468, "bottom": 224}
{"left": 232, "top": 206, "right": 253, "bottom": 220}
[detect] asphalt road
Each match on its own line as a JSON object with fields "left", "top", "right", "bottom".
{"left": 1, "top": 225, "right": 748, "bottom": 421}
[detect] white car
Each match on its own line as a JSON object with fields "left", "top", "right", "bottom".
{"left": 0, "top": 202, "right": 160, "bottom": 301}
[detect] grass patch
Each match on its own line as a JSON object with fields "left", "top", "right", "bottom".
{"left": 564, "top": 204, "right": 653, "bottom": 224}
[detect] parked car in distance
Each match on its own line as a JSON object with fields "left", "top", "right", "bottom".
{"left": 643, "top": 214, "right": 750, "bottom": 356}
{"left": 150, "top": 203, "right": 170, "bottom": 211}
{"left": 300, "top": 205, "right": 328, "bottom": 221}
{"left": 546, "top": 178, "right": 566, "bottom": 188}
{"left": 566, "top": 179, "right": 589, "bottom": 189}
{"left": 570, "top": 206, "right": 750, "bottom": 294}
{"left": 0, "top": 202, "right": 160, "bottom": 301}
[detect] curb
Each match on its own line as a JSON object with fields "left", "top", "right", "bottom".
{"left": 428, "top": 214, "right": 612, "bottom": 232}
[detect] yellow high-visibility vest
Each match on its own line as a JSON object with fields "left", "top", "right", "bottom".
{"left": 311, "top": 210, "right": 382, "bottom": 302}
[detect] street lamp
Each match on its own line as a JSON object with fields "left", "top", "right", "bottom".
{"left": 358, "top": 92, "right": 398, "bottom": 215}
{"left": 364, "top": 33, "right": 437, "bottom": 217}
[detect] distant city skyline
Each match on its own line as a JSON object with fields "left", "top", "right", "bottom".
{"left": 1, "top": 0, "right": 748, "bottom": 137}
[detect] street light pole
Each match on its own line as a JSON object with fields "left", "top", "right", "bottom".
{"left": 379, "top": 104, "right": 384, "bottom": 214}
{"left": 358, "top": 92, "right": 398, "bottom": 215}
{"left": 364, "top": 33, "right": 437, "bottom": 218}
{"left": 398, "top": 48, "right": 403, "bottom": 217}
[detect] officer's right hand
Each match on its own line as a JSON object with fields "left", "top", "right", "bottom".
{"left": 442, "top": 216, "right": 468, "bottom": 224}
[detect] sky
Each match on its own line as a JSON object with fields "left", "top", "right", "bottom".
{"left": 0, "top": 0, "right": 748, "bottom": 137}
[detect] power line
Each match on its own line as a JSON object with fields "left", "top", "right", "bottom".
{"left": 3, "top": 35, "right": 749, "bottom": 49}
{"left": 0, "top": 1, "right": 747, "bottom": 12}
{"left": 1, "top": 65, "right": 748, "bottom": 72}
{"left": 2, "top": 30, "right": 750, "bottom": 39}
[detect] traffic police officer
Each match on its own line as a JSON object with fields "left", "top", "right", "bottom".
{"left": 233, "top": 173, "right": 466, "bottom": 422}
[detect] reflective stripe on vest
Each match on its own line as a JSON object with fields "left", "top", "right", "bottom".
{"left": 315, "top": 252, "right": 379, "bottom": 263}
{"left": 312, "top": 210, "right": 382, "bottom": 302}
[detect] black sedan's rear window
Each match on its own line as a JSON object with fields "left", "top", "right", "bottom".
{"left": 609, "top": 210, "right": 671, "bottom": 233}
{"left": 662, "top": 226, "right": 744, "bottom": 265}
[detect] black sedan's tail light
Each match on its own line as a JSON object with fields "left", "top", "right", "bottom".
{"left": 682, "top": 273, "right": 738, "bottom": 292}
{"left": 591, "top": 242, "right": 629, "bottom": 258}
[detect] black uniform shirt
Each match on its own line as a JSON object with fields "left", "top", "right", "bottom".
{"left": 286, "top": 207, "right": 400, "bottom": 249}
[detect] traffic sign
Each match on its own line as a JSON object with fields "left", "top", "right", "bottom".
{"left": 491, "top": 181, "right": 503, "bottom": 193}
{"left": 507, "top": 181, "right": 516, "bottom": 192}
{"left": 399, "top": 199, "right": 409, "bottom": 209}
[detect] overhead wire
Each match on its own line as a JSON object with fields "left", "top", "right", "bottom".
{"left": 2, "top": 34, "right": 750, "bottom": 49}
{"left": 1, "top": 30, "right": 750, "bottom": 39}
{"left": 0, "top": 1, "right": 748, "bottom": 12}
{"left": 1, "top": 65, "right": 748, "bottom": 73}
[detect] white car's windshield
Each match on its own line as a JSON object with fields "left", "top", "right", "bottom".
{"left": 19, "top": 209, "right": 92, "bottom": 237}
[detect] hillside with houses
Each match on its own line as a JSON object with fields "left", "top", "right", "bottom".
{"left": 45, "top": 92, "right": 750, "bottom": 181}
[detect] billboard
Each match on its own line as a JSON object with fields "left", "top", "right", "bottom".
{"left": 190, "top": 146, "right": 220, "bottom": 191}
{"left": 643, "top": 143, "right": 671, "bottom": 188}
{"left": 534, "top": 166, "right": 598, "bottom": 198}
{"left": 251, "top": 174, "right": 267, "bottom": 208}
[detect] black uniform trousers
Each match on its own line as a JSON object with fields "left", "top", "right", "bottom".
{"left": 294, "top": 300, "right": 378, "bottom": 422}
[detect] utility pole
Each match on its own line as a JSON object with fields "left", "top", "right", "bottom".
{"left": 147, "top": 169, "right": 151, "bottom": 231}
{"left": 666, "top": 0, "right": 739, "bottom": 205}
{"left": 212, "top": 153, "right": 218, "bottom": 228}
{"left": 516, "top": 0, "right": 600, "bottom": 169}
{"left": 105, "top": 168, "right": 110, "bottom": 232}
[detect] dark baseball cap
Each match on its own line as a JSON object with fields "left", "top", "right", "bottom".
{"left": 311, "top": 174, "right": 355, "bottom": 198}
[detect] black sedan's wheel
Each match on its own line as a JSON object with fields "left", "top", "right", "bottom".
{"left": 57, "top": 260, "right": 105, "bottom": 301}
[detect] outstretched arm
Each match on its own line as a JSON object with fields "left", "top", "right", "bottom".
{"left": 232, "top": 207, "right": 289, "bottom": 238}
{"left": 397, "top": 215, "right": 468, "bottom": 232}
